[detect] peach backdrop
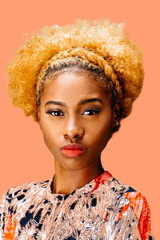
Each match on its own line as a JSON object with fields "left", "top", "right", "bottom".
{"left": 0, "top": 0, "right": 159, "bottom": 238}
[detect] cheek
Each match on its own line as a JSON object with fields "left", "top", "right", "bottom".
{"left": 40, "top": 120, "right": 58, "bottom": 151}
{"left": 92, "top": 114, "right": 112, "bottom": 136}
{"left": 88, "top": 117, "right": 112, "bottom": 148}
{"left": 42, "top": 131, "right": 59, "bottom": 156}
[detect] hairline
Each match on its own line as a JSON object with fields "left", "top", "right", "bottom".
{"left": 36, "top": 62, "right": 117, "bottom": 110}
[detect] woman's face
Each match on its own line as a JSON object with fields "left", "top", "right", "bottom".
{"left": 38, "top": 70, "right": 113, "bottom": 170}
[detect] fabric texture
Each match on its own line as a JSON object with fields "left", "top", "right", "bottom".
{"left": 0, "top": 171, "right": 154, "bottom": 240}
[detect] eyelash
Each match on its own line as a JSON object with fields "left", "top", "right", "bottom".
{"left": 46, "top": 109, "right": 101, "bottom": 117}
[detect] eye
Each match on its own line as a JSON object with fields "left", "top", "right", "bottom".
{"left": 46, "top": 110, "right": 64, "bottom": 117}
{"left": 82, "top": 109, "right": 101, "bottom": 116}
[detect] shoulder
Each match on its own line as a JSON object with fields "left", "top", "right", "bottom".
{"left": 0, "top": 179, "right": 49, "bottom": 212}
{"left": 109, "top": 177, "right": 150, "bottom": 208}
{"left": 6, "top": 179, "right": 48, "bottom": 201}
{"left": 106, "top": 177, "right": 154, "bottom": 239}
{"left": 6, "top": 179, "right": 48, "bottom": 199}
{"left": 0, "top": 179, "right": 49, "bottom": 236}
{"left": 107, "top": 177, "right": 151, "bottom": 221}
{"left": 105, "top": 176, "right": 136, "bottom": 193}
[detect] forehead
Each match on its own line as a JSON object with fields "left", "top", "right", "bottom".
{"left": 41, "top": 71, "right": 108, "bottom": 101}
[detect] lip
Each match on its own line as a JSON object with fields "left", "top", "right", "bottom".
{"left": 60, "top": 144, "right": 87, "bottom": 157}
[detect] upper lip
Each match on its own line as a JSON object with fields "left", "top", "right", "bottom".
{"left": 61, "top": 143, "right": 87, "bottom": 150}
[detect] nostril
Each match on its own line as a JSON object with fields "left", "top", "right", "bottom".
{"left": 73, "top": 134, "right": 81, "bottom": 138}
{"left": 63, "top": 128, "right": 84, "bottom": 140}
{"left": 74, "top": 134, "right": 80, "bottom": 138}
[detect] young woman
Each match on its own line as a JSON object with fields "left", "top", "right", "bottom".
{"left": 0, "top": 20, "right": 154, "bottom": 239}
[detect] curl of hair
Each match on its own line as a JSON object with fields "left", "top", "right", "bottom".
{"left": 7, "top": 19, "right": 144, "bottom": 134}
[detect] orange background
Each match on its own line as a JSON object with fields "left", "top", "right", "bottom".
{"left": 0, "top": 0, "right": 159, "bottom": 238}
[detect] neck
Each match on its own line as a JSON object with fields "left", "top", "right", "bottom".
{"left": 52, "top": 159, "right": 105, "bottom": 195}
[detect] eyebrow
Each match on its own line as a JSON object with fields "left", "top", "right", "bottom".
{"left": 45, "top": 98, "right": 103, "bottom": 107}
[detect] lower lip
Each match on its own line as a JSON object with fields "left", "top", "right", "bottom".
{"left": 61, "top": 149, "right": 86, "bottom": 157}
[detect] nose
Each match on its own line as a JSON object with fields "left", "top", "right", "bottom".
{"left": 63, "top": 116, "right": 84, "bottom": 142}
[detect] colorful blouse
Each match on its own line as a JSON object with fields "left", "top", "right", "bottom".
{"left": 0, "top": 171, "right": 154, "bottom": 239}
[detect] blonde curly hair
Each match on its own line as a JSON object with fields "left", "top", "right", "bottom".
{"left": 7, "top": 19, "right": 144, "bottom": 133}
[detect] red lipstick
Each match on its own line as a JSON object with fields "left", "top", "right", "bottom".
{"left": 60, "top": 144, "right": 87, "bottom": 157}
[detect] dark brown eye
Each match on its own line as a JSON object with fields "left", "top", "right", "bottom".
{"left": 83, "top": 109, "right": 101, "bottom": 116}
{"left": 46, "top": 110, "right": 64, "bottom": 117}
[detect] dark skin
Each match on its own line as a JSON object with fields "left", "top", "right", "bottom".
{"left": 37, "top": 70, "right": 113, "bottom": 195}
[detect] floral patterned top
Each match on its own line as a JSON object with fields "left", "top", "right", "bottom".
{"left": 0, "top": 171, "right": 154, "bottom": 240}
